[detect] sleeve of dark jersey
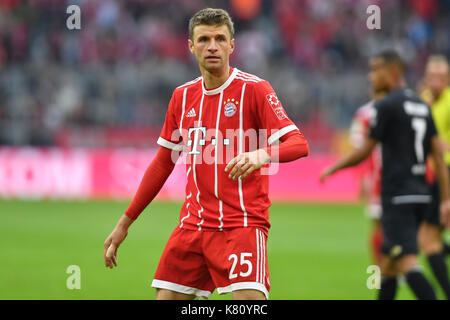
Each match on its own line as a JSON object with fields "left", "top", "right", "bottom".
{"left": 124, "top": 147, "right": 178, "bottom": 220}
{"left": 368, "top": 100, "right": 390, "bottom": 142}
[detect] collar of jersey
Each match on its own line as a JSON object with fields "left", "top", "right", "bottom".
{"left": 202, "top": 67, "right": 239, "bottom": 96}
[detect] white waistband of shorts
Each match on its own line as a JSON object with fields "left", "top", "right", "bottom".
{"left": 217, "top": 282, "right": 269, "bottom": 300}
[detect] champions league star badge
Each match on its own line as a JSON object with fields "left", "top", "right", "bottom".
{"left": 223, "top": 98, "right": 238, "bottom": 117}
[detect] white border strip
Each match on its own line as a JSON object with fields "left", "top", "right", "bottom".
{"left": 256, "top": 229, "right": 260, "bottom": 283}
{"left": 261, "top": 230, "right": 266, "bottom": 285}
{"left": 267, "top": 124, "right": 299, "bottom": 146}
{"left": 157, "top": 137, "right": 184, "bottom": 151}
{"left": 151, "top": 279, "right": 211, "bottom": 299}
{"left": 217, "top": 282, "right": 269, "bottom": 300}
{"left": 238, "top": 83, "right": 248, "bottom": 227}
{"left": 391, "top": 195, "right": 432, "bottom": 205}
{"left": 258, "top": 229, "right": 264, "bottom": 283}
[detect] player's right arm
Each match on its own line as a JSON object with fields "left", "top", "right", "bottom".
{"left": 430, "top": 135, "right": 450, "bottom": 228}
{"left": 104, "top": 146, "right": 179, "bottom": 268}
{"left": 321, "top": 98, "right": 388, "bottom": 182}
{"left": 104, "top": 90, "right": 183, "bottom": 268}
{"left": 320, "top": 137, "right": 378, "bottom": 182}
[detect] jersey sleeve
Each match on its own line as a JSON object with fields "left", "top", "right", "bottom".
{"left": 427, "top": 110, "right": 438, "bottom": 138}
{"left": 369, "top": 99, "right": 390, "bottom": 142}
{"left": 157, "top": 90, "right": 184, "bottom": 151}
{"left": 253, "top": 81, "right": 299, "bottom": 146}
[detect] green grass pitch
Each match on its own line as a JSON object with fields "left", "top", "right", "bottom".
{"left": 0, "top": 200, "right": 448, "bottom": 299}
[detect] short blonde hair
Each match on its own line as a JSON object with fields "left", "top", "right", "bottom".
{"left": 188, "top": 8, "right": 234, "bottom": 40}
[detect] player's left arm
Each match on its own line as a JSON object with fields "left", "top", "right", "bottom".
{"left": 430, "top": 135, "right": 450, "bottom": 228}
{"left": 225, "top": 130, "right": 309, "bottom": 180}
{"left": 225, "top": 81, "right": 309, "bottom": 180}
{"left": 320, "top": 137, "right": 378, "bottom": 183}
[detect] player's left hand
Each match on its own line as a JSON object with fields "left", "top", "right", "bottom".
{"left": 225, "top": 149, "right": 270, "bottom": 180}
{"left": 440, "top": 199, "right": 450, "bottom": 228}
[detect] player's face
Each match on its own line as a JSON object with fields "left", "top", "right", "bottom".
{"left": 425, "top": 61, "right": 449, "bottom": 97}
{"left": 188, "top": 24, "right": 234, "bottom": 73}
{"left": 368, "top": 57, "right": 391, "bottom": 92}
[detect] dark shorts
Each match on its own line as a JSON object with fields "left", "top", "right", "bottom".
{"left": 381, "top": 200, "right": 428, "bottom": 258}
{"left": 424, "top": 182, "right": 440, "bottom": 226}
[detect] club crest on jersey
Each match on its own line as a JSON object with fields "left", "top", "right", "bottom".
{"left": 266, "top": 93, "right": 286, "bottom": 120}
{"left": 223, "top": 98, "right": 238, "bottom": 117}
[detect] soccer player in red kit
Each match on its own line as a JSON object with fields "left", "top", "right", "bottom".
{"left": 103, "top": 8, "right": 309, "bottom": 300}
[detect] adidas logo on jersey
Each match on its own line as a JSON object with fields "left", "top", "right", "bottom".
{"left": 186, "top": 108, "right": 196, "bottom": 118}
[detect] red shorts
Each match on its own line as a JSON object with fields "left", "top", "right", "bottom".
{"left": 151, "top": 226, "right": 270, "bottom": 299}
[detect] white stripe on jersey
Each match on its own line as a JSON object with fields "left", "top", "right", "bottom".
{"left": 261, "top": 230, "right": 266, "bottom": 285}
{"left": 186, "top": 166, "right": 191, "bottom": 177}
{"left": 258, "top": 230, "right": 263, "bottom": 283}
{"left": 267, "top": 124, "right": 299, "bottom": 146}
{"left": 256, "top": 229, "right": 260, "bottom": 283}
{"left": 179, "top": 192, "right": 192, "bottom": 228}
{"left": 215, "top": 91, "right": 225, "bottom": 231}
{"left": 179, "top": 87, "right": 187, "bottom": 136}
{"left": 193, "top": 93, "right": 205, "bottom": 231}
{"left": 235, "top": 76, "right": 260, "bottom": 83}
{"left": 176, "top": 77, "right": 202, "bottom": 89}
{"left": 238, "top": 83, "right": 248, "bottom": 227}
{"left": 237, "top": 71, "right": 263, "bottom": 82}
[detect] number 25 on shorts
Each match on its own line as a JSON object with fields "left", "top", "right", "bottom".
{"left": 228, "top": 253, "right": 252, "bottom": 279}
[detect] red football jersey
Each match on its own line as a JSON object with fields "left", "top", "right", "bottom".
{"left": 349, "top": 100, "right": 382, "bottom": 207}
{"left": 157, "top": 68, "right": 300, "bottom": 233}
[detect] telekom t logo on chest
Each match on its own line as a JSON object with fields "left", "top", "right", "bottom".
{"left": 186, "top": 126, "right": 232, "bottom": 156}
{"left": 187, "top": 126, "right": 206, "bottom": 155}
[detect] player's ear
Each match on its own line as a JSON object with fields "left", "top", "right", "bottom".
{"left": 230, "top": 38, "right": 235, "bottom": 54}
{"left": 188, "top": 39, "right": 194, "bottom": 54}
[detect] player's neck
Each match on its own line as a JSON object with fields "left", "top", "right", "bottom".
{"left": 387, "top": 80, "right": 404, "bottom": 92}
{"left": 201, "top": 65, "right": 232, "bottom": 90}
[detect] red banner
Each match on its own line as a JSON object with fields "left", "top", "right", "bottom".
{"left": 0, "top": 148, "right": 360, "bottom": 202}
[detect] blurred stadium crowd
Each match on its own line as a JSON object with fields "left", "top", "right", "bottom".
{"left": 0, "top": 0, "right": 449, "bottom": 148}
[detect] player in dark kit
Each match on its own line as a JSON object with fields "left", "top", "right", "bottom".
{"left": 321, "top": 50, "right": 450, "bottom": 300}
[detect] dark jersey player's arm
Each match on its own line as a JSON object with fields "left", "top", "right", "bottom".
{"left": 321, "top": 100, "right": 388, "bottom": 179}
{"left": 321, "top": 137, "right": 377, "bottom": 178}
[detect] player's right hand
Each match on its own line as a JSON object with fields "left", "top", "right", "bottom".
{"left": 104, "top": 226, "right": 128, "bottom": 269}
